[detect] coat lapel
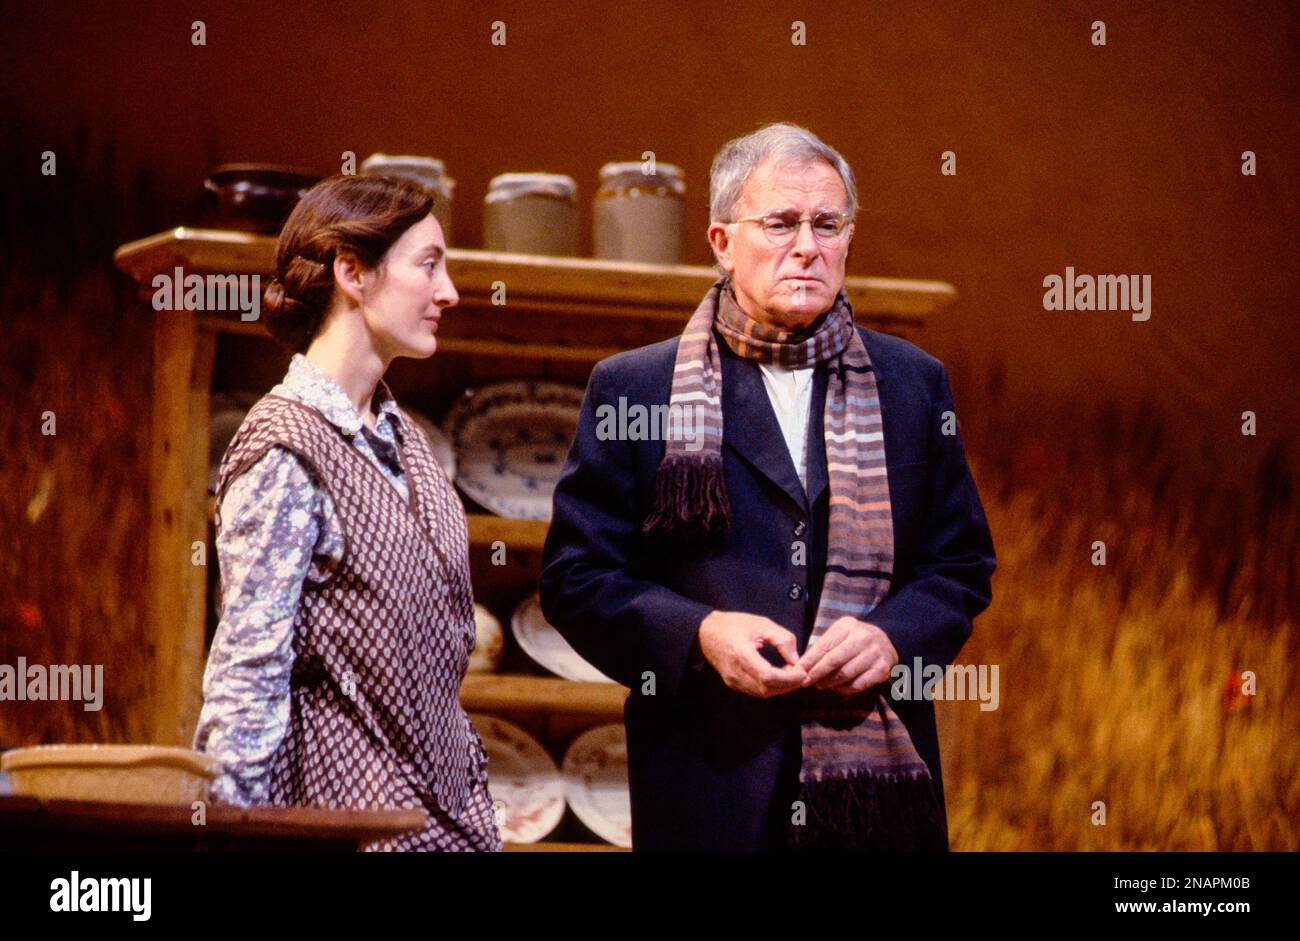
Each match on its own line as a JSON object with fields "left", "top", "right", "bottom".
{"left": 719, "top": 338, "right": 810, "bottom": 514}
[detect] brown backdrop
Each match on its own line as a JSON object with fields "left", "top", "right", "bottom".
{"left": 1, "top": 0, "right": 1295, "bottom": 848}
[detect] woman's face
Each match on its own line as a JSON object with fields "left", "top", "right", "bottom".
{"left": 360, "top": 214, "right": 458, "bottom": 360}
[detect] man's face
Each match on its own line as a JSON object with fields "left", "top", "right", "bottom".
{"left": 708, "top": 157, "right": 854, "bottom": 331}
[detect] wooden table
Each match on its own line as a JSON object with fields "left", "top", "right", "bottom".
{"left": 0, "top": 794, "right": 427, "bottom": 852}
{"left": 0, "top": 794, "right": 630, "bottom": 851}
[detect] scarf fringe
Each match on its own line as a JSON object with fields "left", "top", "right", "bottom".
{"left": 642, "top": 453, "right": 731, "bottom": 536}
{"left": 789, "top": 767, "right": 948, "bottom": 851}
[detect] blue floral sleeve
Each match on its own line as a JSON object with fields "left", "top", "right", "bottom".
{"left": 193, "top": 446, "right": 322, "bottom": 806}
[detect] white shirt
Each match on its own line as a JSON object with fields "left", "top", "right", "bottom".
{"left": 757, "top": 361, "right": 815, "bottom": 492}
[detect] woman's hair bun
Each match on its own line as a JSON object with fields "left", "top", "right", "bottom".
{"left": 262, "top": 275, "right": 304, "bottom": 317}
{"left": 263, "top": 272, "right": 323, "bottom": 352}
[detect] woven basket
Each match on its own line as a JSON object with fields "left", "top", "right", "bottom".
{"left": 1, "top": 744, "right": 219, "bottom": 805}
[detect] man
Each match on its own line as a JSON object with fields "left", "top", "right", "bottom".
{"left": 539, "top": 123, "right": 996, "bottom": 851}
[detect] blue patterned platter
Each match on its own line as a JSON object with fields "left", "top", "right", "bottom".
{"left": 441, "top": 381, "right": 585, "bottom": 521}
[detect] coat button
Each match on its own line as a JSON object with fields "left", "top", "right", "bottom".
{"left": 788, "top": 584, "right": 802, "bottom": 600}
{"left": 793, "top": 520, "right": 806, "bottom": 537}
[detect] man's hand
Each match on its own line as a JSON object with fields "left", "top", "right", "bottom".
{"left": 797, "top": 616, "right": 899, "bottom": 695}
{"left": 697, "top": 610, "right": 808, "bottom": 699}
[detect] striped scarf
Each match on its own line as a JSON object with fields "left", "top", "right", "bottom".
{"left": 645, "top": 278, "right": 947, "bottom": 850}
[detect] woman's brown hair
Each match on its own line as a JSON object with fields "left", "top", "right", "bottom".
{"left": 263, "top": 174, "right": 435, "bottom": 353}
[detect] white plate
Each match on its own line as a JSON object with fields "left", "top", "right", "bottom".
{"left": 511, "top": 593, "right": 617, "bottom": 684}
{"left": 469, "top": 603, "right": 503, "bottom": 673}
{"left": 403, "top": 406, "right": 457, "bottom": 482}
{"left": 562, "top": 724, "right": 632, "bottom": 848}
{"left": 441, "top": 381, "right": 584, "bottom": 520}
{"left": 468, "top": 713, "right": 564, "bottom": 844}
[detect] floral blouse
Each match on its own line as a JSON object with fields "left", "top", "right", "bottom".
{"left": 193, "top": 353, "right": 410, "bottom": 805}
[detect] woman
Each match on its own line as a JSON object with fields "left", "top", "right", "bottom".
{"left": 193, "top": 174, "right": 501, "bottom": 852}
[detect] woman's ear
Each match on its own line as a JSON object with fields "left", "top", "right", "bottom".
{"left": 332, "top": 251, "right": 367, "bottom": 306}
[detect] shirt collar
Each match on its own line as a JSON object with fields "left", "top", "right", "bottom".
{"left": 279, "top": 353, "right": 402, "bottom": 438}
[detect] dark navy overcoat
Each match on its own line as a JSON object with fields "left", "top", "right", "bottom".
{"left": 539, "top": 324, "right": 997, "bottom": 850}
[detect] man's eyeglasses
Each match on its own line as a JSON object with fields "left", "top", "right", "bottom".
{"left": 729, "top": 209, "right": 853, "bottom": 246}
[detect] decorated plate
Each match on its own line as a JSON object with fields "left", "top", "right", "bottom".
{"left": 441, "top": 381, "right": 584, "bottom": 520}
{"left": 562, "top": 724, "right": 632, "bottom": 848}
{"left": 468, "top": 713, "right": 564, "bottom": 844}
{"left": 511, "top": 593, "right": 617, "bottom": 684}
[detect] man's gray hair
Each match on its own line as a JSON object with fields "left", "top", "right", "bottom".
{"left": 708, "top": 122, "right": 858, "bottom": 222}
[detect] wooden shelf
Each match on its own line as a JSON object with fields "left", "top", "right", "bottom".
{"left": 460, "top": 673, "right": 626, "bottom": 718}
{"left": 0, "top": 794, "right": 426, "bottom": 851}
{"left": 209, "top": 501, "right": 547, "bottom": 543}
{"left": 115, "top": 227, "right": 952, "bottom": 360}
{"left": 114, "top": 227, "right": 956, "bottom": 317}
{"left": 466, "top": 514, "right": 548, "bottom": 551}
